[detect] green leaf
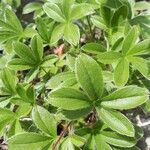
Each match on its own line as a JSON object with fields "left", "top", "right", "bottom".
{"left": 122, "top": 26, "right": 139, "bottom": 55}
{"left": 32, "top": 106, "right": 56, "bottom": 137}
{"left": 101, "top": 131, "right": 136, "bottom": 147}
{"left": 97, "top": 108, "right": 135, "bottom": 137}
{"left": 114, "top": 58, "right": 129, "bottom": 86}
{"left": 94, "top": 134, "right": 112, "bottom": 150}
{"left": 8, "top": 58, "right": 32, "bottom": 71}
{"left": 130, "top": 57, "right": 150, "bottom": 80}
{"left": 97, "top": 52, "right": 122, "bottom": 64}
{"left": 111, "top": 5, "right": 128, "bottom": 28}
{"left": 101, "top": 86, "right": 148, "bottom": 110}
{"left": 75, "top": 53, "right": 104, "bottom": 100}
{"left": 64, "top": 23, "right": 80, "bottom": 46}
{"left": 81, "top": 42, "right": 106, "bottom": 54}
{"left": 0, "top": 108, "right": 16, "bottom": 132}
{"left": 43, "top": 3, "right": 65, "bottom": 23}
{"left": 46, "top": 72, "right": 75, "bottom": 89}
{"left": 100, "top": 5, "right": 112, "bottom": 27}
{"left": 23, "top": 2, "right": 42, "bottom": 14}
{"left": 134, "top": 1, "right": 150, "bottom": 10}
{"left": 50, "top": 24, "right": 65, "bottom": 45}
{"left": 70, "top": 3, "right": 95, "bottom": 20}
{"left": 48, "top": 88, "right": 91, "bottom": 110}
{"left": 127, "top": 39, "right": 150, "bottom": 55}
{"left": 8, "top": 133, "right": 51, "bottom": 150}
{"left": 31, "top": 35, "right": 43, "bottom": 62}
{"left": 5, "top": 8, "right": 23, "bottom": 32}
{"left": 13, "top": 42, "right": 36, "bottom": 65}
{"left": 1, "top": 68, "right": 17, "bottom": 94}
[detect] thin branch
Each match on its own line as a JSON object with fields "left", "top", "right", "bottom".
{"left": 52, "top": 122, "right": 71, "bottom": 150}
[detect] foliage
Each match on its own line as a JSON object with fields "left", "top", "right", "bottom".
{"left": 0, "top": 0, "right": 150, "bottom": 150}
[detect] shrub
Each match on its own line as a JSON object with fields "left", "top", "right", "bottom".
{"left": 0, "top": 0, "right": 150, "bottom": 150}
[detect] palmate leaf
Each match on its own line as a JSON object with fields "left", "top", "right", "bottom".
{"left": 101, "top": 86, "right": 148, "bottom": 110}
{"left": 75, "top": 53, "right": 104, "bottom": 100}
{"left": 8, "top": 35, "right": 43, "bottom": 70}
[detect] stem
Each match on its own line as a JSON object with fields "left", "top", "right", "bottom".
{"left": 52, "top": 122, "right": 71, "bottom": 150}
{"left": 41, "top": 67, "right": 48, "bottom": 74}
{"left": 86, "top": 16, "right": 94, "bottom": 39}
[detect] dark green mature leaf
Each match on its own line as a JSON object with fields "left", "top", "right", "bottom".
{"left": 101, "top": 86, "right": 148, "bottom": 110}
{"left": 8, "top": 133, "right": 52, "bottom": 150}
{"left": 122, "top": 26, "right": 139, "bottom": 55}
{"left": 111, "top": 5, "right": 128, "bottom": 28}
{"left": 32, "top": 106, "right": 57, "bottom": 137}
{"left": 75, "top": 53, "right": 104, "bottom": 100}
{"left": 1, "top": 68, "right": 17, "bottom": 95}
{"left": 82, "top": 42, "right": 106, "bottom": 54}
{"left": 130, "top": 57, "right": 150, "bottom": 80}
{"left": 97, "top": 108, "right": 135, "bottom": 137}
{"left": 97, "top": 52, "right": 122, "bottom": 64}
{"left": 31, "top": 35, "right": 43, "bottom": 62}
{"left": 101, "top": 131, "right": 136, "bottom": 147}
{"left": 114, "top": 58, "right": 129, "bottom": 86}
{"left": 43, "top": 3, "right": 65, "bottom": 23}
{"left": 48, "top": 88, "right": 91, "bottom": 110}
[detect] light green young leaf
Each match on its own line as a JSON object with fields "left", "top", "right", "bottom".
{"left": 50, "top": 24, "right": 65, "bottom": 45}
{"left": 43, "top": 3, "right": 65, "bottom": 23}
{"left": 81, "top": 42, "right": 106, "bottom": 54}
{"left": 8, "top": 133, "right": 51, "bottom": 150}
{"left": 0, "top": 108, "right": 16, "bottom": 132}
{"left": 94, "top": 134, "right": 113, "bottom": 150}
{"left": 23, "top": 2, "right": 42, "bottom": 14}
{"left": 70, "top": 3, "right": 95, "bottom": 20}
{"left": 97, "top": 52, "right": 122, "bottom": 64}
{"left": 114, "top": 58, "right": 129, "bottom": 86}
{"left": 134, "top": 1, "right": 150, "bottom": 10}
{"left": 101, "top": 86, "right": 148, "bottom": 110}
{"left": 127, "top": 39, "right": 150, "bottom": 55}
{"left": 64, "top": 23, "right": 80, "bottom": 46}
{"left": 46, "top": 72, "right": 75, "bottom": 89}
{"left": 101, "top": 131, "right": 136, "bottom": 147}
{"left": 122, "top": 26, "right": 139, "bottom": 55}
{"left": 97, "top": 108, "right": 135, "bottom": 137}
{"left": 48, "top": 88, "right": 91, "bottom": 110}
{"left": 75, "top": 53, "right": 104, "bottom": 100}
{"left": 32, "top": 106, "right": 57, "bottom": 137}
{"left": 130, "top": 57, "right": 150, "bottom": 80}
